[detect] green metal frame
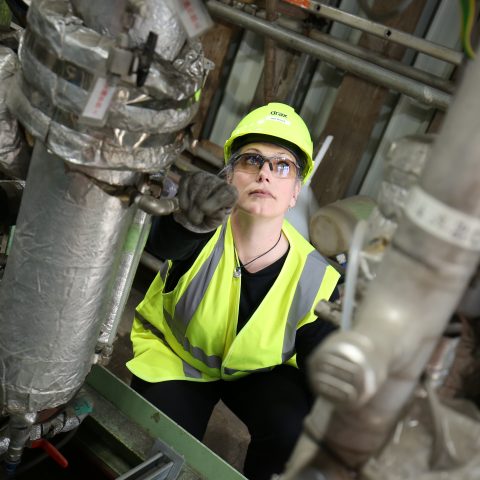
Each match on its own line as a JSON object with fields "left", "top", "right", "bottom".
{"left": 86, "top": 365, "right": 247, "bottom": 480}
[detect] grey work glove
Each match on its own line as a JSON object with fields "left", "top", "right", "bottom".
{"left": 173, "top": 171, "right": 238, "bottom": 233}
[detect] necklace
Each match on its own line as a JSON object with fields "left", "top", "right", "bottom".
{"left": 233, "top": 231, "right": 283, "bottom": 278}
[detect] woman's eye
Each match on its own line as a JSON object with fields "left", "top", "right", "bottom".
{"left": 244, "top": 154, "right": 262, "bottom": 165}
{"left": 277, "top": 161, "right": 290, "bottom": 171}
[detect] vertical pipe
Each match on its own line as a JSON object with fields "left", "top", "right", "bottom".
{"left": 96, "top": 208, "right": 152, "bottom": 359}
{"left": 0, "top": 142, "right": 133, "bottom": 414}
{"left": 4, "top": 413, "right": 36, "bottom": 475}
{"left": 306, "top": 47, "right": 480, "bottom": 468}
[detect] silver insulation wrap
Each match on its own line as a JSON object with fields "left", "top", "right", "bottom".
{"left": 7, "top": 0, "right": 207, "bottom": 171}
{"left": 0, "top": 47, "right": 28, "bottom": 179}
{"left": 128, "top": 0, "right": 187, "bottom": 62}
{"left": 0, "top": 143, "right": 134, "bottom": 413}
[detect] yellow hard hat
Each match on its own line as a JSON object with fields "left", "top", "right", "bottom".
{"left": 224, "top": 102, "right": 314, "bottom": 183}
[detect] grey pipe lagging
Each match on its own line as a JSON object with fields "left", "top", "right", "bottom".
{"left": 0, "top": 142, "right": 134, "bottom": 414}
{"left": 0, "top": 0, "right": 205, "bottom": 415}
{"left": 282, "top": 47, "right": 480, "bottom": 477}
{"left": 0, "top": 1, "right": 207, "bottom": 471}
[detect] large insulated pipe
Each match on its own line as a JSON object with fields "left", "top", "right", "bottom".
{"left": 0, "top": 142, "right": 133, "bottom": 414}
{"left": 302, "top": 47, "right": 480, "bottom": 471}
{"left": 0, "top": 0, "right": 204, "bottom": 413}
{"left": 0, "top": 1, "right": 207, "bottom": 472}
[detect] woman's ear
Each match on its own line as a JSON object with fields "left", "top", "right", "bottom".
{"left": 289, "top": 182, "right": 301, "bottom": 208}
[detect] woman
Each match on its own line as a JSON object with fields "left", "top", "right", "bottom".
{"left": 127, "top": 103, "right": 340, "bottom": 480}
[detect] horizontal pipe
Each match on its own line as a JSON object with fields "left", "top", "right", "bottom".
{"left": 134, "top": 194, "right": 179, "bottom": 216}
{"left": 308, "top": 28, "right": 455, "bottom": 94}
{"left": 140, "top": 250, "right": 164, "bottom": 273}
{"left": 206, "top": 1, "right": 451, "bottom": 110}
{"left": 285, "top": 0, "right": 463, "bottom": 66}
{"left": 255, "top": 6, "right": 454, "bottom": 94}
{"left": 187, "top": 142, "right": 224, "bottom": 169}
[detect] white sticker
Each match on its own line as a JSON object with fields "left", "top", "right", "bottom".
{"left": 405, "top": 186, "right": 480, "bottom": 251}
{"left": 266, "top": 115, "right": 290, "bottom": 125}
{"left": 172, "top": 0, "right": 214, "bottom": 38}
{"left": 81, "top": 77, "right": 116, "bottom": 123}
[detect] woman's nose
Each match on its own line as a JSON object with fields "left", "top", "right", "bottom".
{"left": 257, "top": 160, "right": 272, "bottom": 181}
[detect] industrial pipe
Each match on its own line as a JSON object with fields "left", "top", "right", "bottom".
{"left": 283, "top": 0, "right": 463, "bottom": 66}
{"left": 206, "top": 1, "right": 451, "bottom": 110}
{"left": 0, "top": 1, "right": 208, "bottom": 471}
{"left": 308, "top": 28, "right": 454, "bottom": 94}
{"left": 0, "top": 142, "right": 134, "bottom": 414}
{"left": 95, "top": 207, "right": 152, "bottom": 361}
{"left": 291, "top": 42, "right": 480, "bottom": 474}
{"left": 255, "top": 6, "right": 455, "bottom": 96}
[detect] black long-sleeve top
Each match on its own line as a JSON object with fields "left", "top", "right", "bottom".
{"left": 146, "top": 215, "right": 339, "bottom": 372}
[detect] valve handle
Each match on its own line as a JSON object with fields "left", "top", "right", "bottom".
{"left": 30, "top": 439, "right": 69, "bottom": 469}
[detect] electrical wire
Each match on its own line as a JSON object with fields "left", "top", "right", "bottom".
{"left": 460, "top": 0, "right": 477, "bottom": 59}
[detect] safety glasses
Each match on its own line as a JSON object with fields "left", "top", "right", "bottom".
{"left": 232, "top": 152, "right": 300, "bottom": 179}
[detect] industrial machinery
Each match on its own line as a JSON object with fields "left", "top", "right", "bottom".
{"left": 0, "top": 1, "right": 241, "bottom": 478}
{"left": 280, "top": 42, "right": 480, "bottom": 480}
{"left": 1, "top": 1, "right": 480, "bottom": 479}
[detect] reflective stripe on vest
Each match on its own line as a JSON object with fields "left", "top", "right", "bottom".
{"left": 164, "top": 308, "right": 222, "bottom": 369}
{"left": 159, "top": 261, "right": 169, "bottom": 283}
{"left": 282, "top": 249, "right": 328, "bottom": 362}
{"left": 224, "top": 249, "right": 328, "bottom": 375}
{"left": 134, "top": 310, "right": 204, "bottom": 379}
{"left": 172, "top": 224, "right": 227, "bottom": 334}
{"left": 158, "top": 224, "right": 227, "bottom": 371}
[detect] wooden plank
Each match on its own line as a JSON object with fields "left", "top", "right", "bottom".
{"left": 191, "top": 20, "right": 242, "bottom": 140}
{"left": 310, "top": 0, "right": 428, "bottom": 207}
{"left": 251, "top": 46, "right": 302, "bottom": 107}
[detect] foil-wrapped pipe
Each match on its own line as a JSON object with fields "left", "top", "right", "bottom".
{"left": 0, "top": 436, "right": 9, "bottom": 456}
{"left": 0, "top": 46, "right": 29, "bottom": 179}
{"left": 24, "top": 0, "right": 204, "bottom": 101}
{"left": 0, "top": 142, "right": 133, "bottom": 414}
{"left": 0, "top": 390, "right": 92, "bottom": 455}
{"left": 7, "top": 78, "right": 185, "bottom": 171}
{"left": 6, "top": 0, "right": 206, "bottom": 173}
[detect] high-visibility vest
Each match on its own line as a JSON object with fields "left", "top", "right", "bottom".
{"left": 127, "top": 217, "right": 340, "bottom": 382}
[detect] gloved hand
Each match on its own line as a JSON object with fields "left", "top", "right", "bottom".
{"left": 173, "top": 171, "right": 238, "bottom": 233}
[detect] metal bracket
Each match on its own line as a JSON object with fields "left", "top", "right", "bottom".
{"left": 116, "top": 438, "right": 185, "bottom": 480}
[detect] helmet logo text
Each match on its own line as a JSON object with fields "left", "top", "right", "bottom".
{"left": 271, "top": 110, "right": 287, "bottom": 118}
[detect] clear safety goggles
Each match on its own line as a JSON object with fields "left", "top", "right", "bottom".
{"left": 232, "top": 152, "right": 300, "bottom": 179}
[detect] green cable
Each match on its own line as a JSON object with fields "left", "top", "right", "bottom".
{"left": 0, "top": 1, "right": 12, "bottom": 28}
{"left": 460, "top": 0, "right": 476, "bottom": 59}
{"left": 6, "top": 226, "right": 15, "bottom": 255}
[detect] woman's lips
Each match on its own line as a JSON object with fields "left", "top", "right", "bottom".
{"left": 249, "top": 189, "right": 273, "bottom": 198}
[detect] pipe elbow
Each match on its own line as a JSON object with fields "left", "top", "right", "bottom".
{"left": 307, "top": 330, "right": 388, "bottom": 408}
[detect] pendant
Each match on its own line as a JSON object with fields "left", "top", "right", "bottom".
{"left": 233, "top": 266, "right": 242, "bottom": 278}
